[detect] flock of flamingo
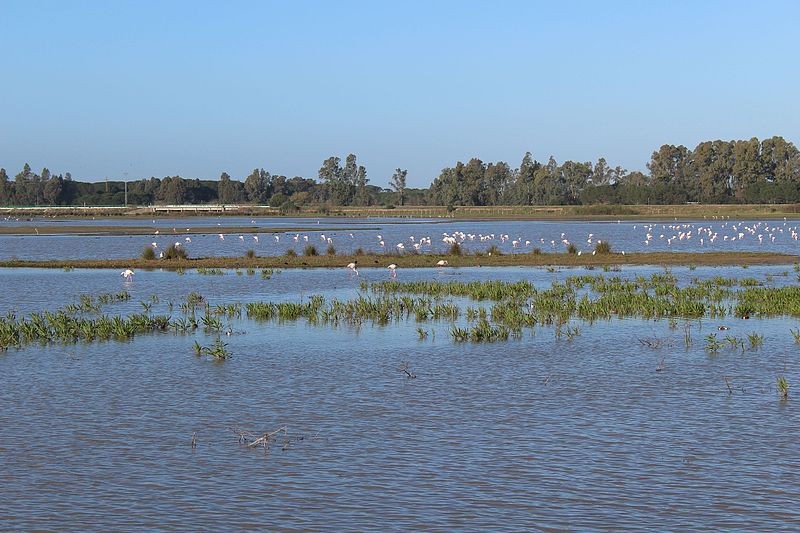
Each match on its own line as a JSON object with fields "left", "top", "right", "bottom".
{"left": 0, "top": 216, "right": 789, "bottom": 283}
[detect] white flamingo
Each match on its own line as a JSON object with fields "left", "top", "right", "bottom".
{"left": 346, "top": 261, "right": 359, "bottom": 276}
{"left": 120, "top": 269, "right": 134, "bottom": 281}
{"left": 387, "top": 263, "right": 397, "bottom": 278}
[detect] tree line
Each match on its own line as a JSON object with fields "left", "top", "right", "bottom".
{"left": 2, "top": 136, "right": 799, "bottom": 208}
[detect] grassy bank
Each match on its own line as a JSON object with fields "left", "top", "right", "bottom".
{"left": 4, "top": 203, "right": 800, "bottom": 220}
{"left": 0, "top": 251, "right": 795, "bottom": 270}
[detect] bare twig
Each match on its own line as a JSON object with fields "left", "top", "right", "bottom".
{"left": 724, "top": 375, "right": 733, "bottom": 395}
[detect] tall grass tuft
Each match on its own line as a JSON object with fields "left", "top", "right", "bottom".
{"left": 303, "top": 245, "right": 318, "bottom": 256}
{"left": 777, "top": 376, "right": 789, "bottom": 400}
{"left": 594, "top": 240, "right": 612, "bottom": 255}
{"left": 141, "top": 246, "right": 156, "bottom": 260}
{"left": 245, "top": 249, "right": 256, "bottom": 259}
{"left": 448, "top": 243, "right": 463, "bottom": 256}
{"left": 163, "top": 244, "right": 188, "bottom": 260}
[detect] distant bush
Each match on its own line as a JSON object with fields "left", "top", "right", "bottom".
{"left": 595, "top": 240, "right": 612, "bottom": 254}
{"left": 163, "top": 243, "right": 188, "bottom": 260}
{"left": 448, "top": 243, "right": 463, "bottom": 256}
{"left": 487, "top": 244, "right": 502, "bottom": 256}
{"left": 304, "top": 245, "right": 318, "bottom": 256}
{"left": 532, "top": 247, "right": 542, "bottom": 255}
{"left": 279, "top": 200, "right": 299, "bottom": 215}
{"left": 354, "top": 247, "right": 365, "bottom": 256}
{"left": 245, "top": 249, "right": 256, "bottom": 259}
{"left": 567, "top": 243, "right": 577, "bottom": 254}
{"left": 286, "top": 248, "right": 297, "bottom": 257}
{"left": 141, "top": 246, "right": 156, "bottom": 260}
{"left": 326, "top": 244, "right": 336, "bottom": 256}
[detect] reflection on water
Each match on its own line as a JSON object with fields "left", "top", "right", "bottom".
{"left": 1, "top": 264, "right": 800, "bottom": 529}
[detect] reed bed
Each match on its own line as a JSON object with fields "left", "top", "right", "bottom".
{"left": 7, "top": 274, "right": 800, "bottom": 354}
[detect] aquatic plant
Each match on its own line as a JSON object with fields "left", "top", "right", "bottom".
{"left": 197, "top": 267, "right": 224, "bottom": 275}
{"left": 777, "top": 376, "right": 789, "bottom": 400}
{"left": 705, "top": 334, "right": 723, "bottom": 354}
{"left": 194, "top": 336, "right": 232, "bottom": 360}
{"left": 747, "top": 332, "right": 764, "bottom": 350}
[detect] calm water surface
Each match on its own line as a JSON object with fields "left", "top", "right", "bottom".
{"left": 1, "top": 257, "right": 799, "bottom": 529}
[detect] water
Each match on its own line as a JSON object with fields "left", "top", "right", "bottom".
{"left": 1, "top": 249, "right": 800, "bottom": 528}
{"left": 2, "top": 216, "right": 800, "bottom": 260}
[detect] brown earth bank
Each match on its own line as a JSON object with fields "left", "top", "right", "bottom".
{"left": 0, "top": 251, "right": 795, "bottom": 270}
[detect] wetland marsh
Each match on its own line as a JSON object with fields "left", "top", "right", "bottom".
{"left": 1, "top": 217, "right": 800, "bottom": 529}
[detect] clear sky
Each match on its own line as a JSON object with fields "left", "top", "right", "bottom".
{"left": 1, "top": 0, "right": 798, "bottom": 188}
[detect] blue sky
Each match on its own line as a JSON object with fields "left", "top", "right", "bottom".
{"left": 1, "top": 0, "right": 798, "bottom": 188}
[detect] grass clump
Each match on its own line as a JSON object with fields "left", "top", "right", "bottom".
{"left": 245, "top": 249, "right": 256, "bottom": 259}
{"left": 567, "top": 243, "right": 578, "bottom": 255}
{"left": 304, "top": 245, "right": 318, "bottom": 256}
{"left": 141, "top": 246, "right": 156, "bottom": 260}
{"left": 448, "top": 243, "right": 463, "bottom": 256}
{"left": 487, "top": 244, "right": 502, "bottom": 256}
{"left": 286, "top": 248, "right": 297, "bottom": 257}
{"left": 594, "top": 240, "right": 612, "bottom": 255}
{"left": 777, "top": 376, "right": 789, "bottom": 400}
{"left": 163, "top": 244, "right": 188, "bottom": 260}
{"left": 326, "top": 244, "right": 336, "bottom": 256}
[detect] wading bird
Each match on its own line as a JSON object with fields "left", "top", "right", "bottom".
{"left": 387, "top": 263, "right": 397, "bottom": 278}
{"left": 120, "top": 269, "right": 134, "bottom": 281}
{"left": 346, "top": 261, "right": 359, "bottom": 276}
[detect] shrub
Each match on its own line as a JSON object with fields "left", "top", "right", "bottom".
{"left": 595, "top": 240, "right": 612, "bottom": 254}
{"left": 304, "top": 245, "right": 318, "bottom": 256}
{"left": 567, "top": 243, "right": 577, "bottom": 255}
{"left": 532, "top": 247, "right": 542, "bottom": 255}
{"left": 448, "top": 243, "right": 463, "bottom": 256}
{"left": 487, "top": 244, "right": 502, "bottom": 256}
{"left": 141, "top": 246, "right": 156, "bottom": 260}
{"left": 245, "top": 249, "right": 256, "bottom": 259}
{"left": 354, "top": 247, "right": 365, "bottom": 256}
{"left": 279, "top": 200, "right": 299, "bottom": 215}
{"left": 326, "top": 244, "right": 336, "bottom": 256}
{"left": 163, "top": 243, "right": 188, "bottom": 260}
{"left": 286, "top": 248, "right": 297, "bottom": 257}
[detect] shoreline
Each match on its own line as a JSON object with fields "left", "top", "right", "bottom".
{"left": 0, "top": 251, "right": 795, "bottom": 270}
